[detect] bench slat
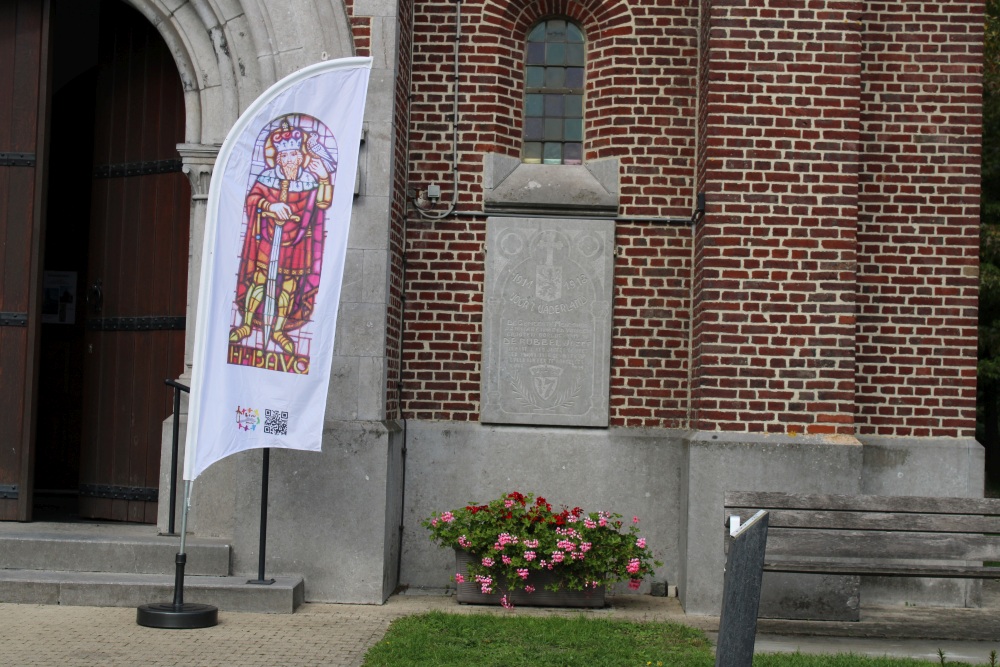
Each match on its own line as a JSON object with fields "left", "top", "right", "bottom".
{"left": 765, "top": 528, "right": 1000, "bottom": 561}
{"left": 724, "top": 509, "right": 1000, "bottom": 534}
{"left": 763, "top": 561, "right": 1000, "bottom": 579}
{"left": 725, "top": 492, "right": 1000, "bottom": 516}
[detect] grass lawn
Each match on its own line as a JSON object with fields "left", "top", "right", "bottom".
{"left": 361, "top": 612, "right": 981, "bottom": 667}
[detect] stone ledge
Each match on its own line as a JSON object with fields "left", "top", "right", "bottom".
{"left": 0, "top": 570, "right": 304, "bottom": 613}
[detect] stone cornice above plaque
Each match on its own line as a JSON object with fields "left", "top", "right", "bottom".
{"left": 483, "top": 153, "right": 618, "bottom": 216}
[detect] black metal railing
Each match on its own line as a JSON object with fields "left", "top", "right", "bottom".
{"left": 164, "top": 378, "right": 189, "bottom": 536}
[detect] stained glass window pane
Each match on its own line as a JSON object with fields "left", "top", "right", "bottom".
{"left": 565, "top": 67, "right": 584, "bottom": 89}
{"left": 546, "top": 20, "right": 566, "bottom": 40}
{"left": 526, "top": 94, "right": 544, "bottom": 117}
{"left": 565, "top": 95, "right": 583, "bottom": 117}
{"left": 526, "top": 42, "right": 545, "bottom": 65}
{"left": 564, "top": 118, "right": 582, "bottom": 142}
{"left": 567, "top": 43, "right": 584, "bottom": 67}
{"left": 544, "top": 118, "right": 563, "bottom": 141}
{"left": 566, "top": 24, "right": 584, "bottom": 43}
{"left": 563, "top": 143, "right": 583, "bottom": 165}
{"left": 545, "top": 66, "right": 565, "bottom": 88}
{"left": 525, "top": 118, "right": 544, "bottom": 141}
{"left": 546, "top": 43, "right": 565, "bottom": 66}
{"left": 528, "top": 24, "right": 545, "bottom": 41}
{"left": 526, "top": 66, "right": 545, "bottom": 87}
{"left": 543, "top": 142, "right": 562, "bottom": 164}
{"left": 544, "top": 94, "right": 564, "bottom": 117}
{"left": 524, "top": 142, "right": 542, "bottom": 163}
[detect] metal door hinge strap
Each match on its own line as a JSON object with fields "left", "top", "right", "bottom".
{"left": 79, "top": 484, "right": 157, "bottom": 502}
{"left": 0, "top": 152, "right": 35, "bottom": 167}
{"left": 88, "top": 316, "right": 185, "bottom": 331}
{"left": 93, "top": 158, "right": 183, "bottom": 179}
{"left": 0, "top": 312, "right": 28, "bottom": 327}
{"left": 0, "top": 484, "right": 19, "bottom": 499}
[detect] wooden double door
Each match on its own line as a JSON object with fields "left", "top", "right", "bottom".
{"left": 0, "top": 0, "right": 189, "bottom": 523}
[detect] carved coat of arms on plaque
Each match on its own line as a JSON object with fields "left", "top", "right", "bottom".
{"left": 481, "top": 218, "right": 613, "bottom": 427}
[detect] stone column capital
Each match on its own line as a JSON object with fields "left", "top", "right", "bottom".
{"left": 177, "top": 143, "right": 221, "bottom": 200}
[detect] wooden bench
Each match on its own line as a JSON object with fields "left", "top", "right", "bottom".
{"left": 724, "top": 491, "right": 1000, "bottom": 581}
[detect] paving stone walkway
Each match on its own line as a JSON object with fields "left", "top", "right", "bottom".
{"left": 2, "top": 592, "right": 998, "bottom": 666}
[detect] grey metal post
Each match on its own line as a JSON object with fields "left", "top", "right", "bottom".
{"left": 715, "top": 509, "right": 769, "bottom": 667}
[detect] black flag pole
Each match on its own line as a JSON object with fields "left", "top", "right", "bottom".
{"left": 136, "top": 480, "right": 219, "bottom": 628}
{"left": 248, "top": 448, "right": 275, "bottom": 585}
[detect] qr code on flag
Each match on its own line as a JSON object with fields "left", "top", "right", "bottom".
{"left": 264, "top": 409, "right": 289, "bottom": 435}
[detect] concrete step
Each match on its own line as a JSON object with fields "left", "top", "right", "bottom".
{"left": 0, "top": 523, "right": 230, "bottom": 576}
{"left": 0, "top": 570, "right": 304, "bottom": 613}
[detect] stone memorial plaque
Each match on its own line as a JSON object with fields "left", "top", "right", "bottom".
{"left": 480, "top": 217, "right": 613, "bottom": 426}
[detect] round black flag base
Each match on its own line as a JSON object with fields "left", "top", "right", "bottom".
{"left": 136, "top": 602, "right": 218, "bottom": 629}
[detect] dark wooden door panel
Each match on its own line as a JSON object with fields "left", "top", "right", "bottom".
{"left": 78, "top": 3, "right": 188, "bottom": 523}
{"left": 0, "top": 0, "right": 47, "bottom": 521}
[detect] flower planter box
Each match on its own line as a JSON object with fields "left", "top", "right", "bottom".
{"left": 454, "top": 549, "right": 606, "bottom": 608}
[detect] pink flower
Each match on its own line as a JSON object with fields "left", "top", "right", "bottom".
{"left": 584, "top": 518, "right": 596, "bottom": 529}
{"left": 457, "top": 535, "right": 471, "bottom": 548}
{"left": 524, "top": 550, "right": 536, "bottom": 561}
{"left": 636, "top": 537, "right": 647, "bottom": 549}
{"left": 502, "top": 555, "right": 512, "bottom": 565}
{"left": 599, "top": 517, "right": 607, "bottom": 527}
{"left": 557, "top": 540, "right": 575, "bottom": 551}
{"left": 431, "top": 518, "right": 438, "bottom": 526}
{"left": 579, "top": 542, "right": 592, "bottom": 553}
{"left": 501, "top": 594, "right": 513, "bottom": 609}
{"left": 524, "top": 539, "right": 539, "bottom": 549}
{"left": 551, "top": 550, "right": 565, "bottom": 563}
{"left": 482, "top": 557, "right": 495, "bottom": 568}
{"left": 454, "top": 573, "right": 465, "bottom": 584}
{"left": 441, "top": 511, "right": 454, "bottom": 523}
{"left": 525, "top": 585, "right": 535, "bottom": 594}
{"left": 629, "top": 578, "right": 641, "bottom": 590}
{"left": 633, "top": 516, "right": 640, "bottom": 524}
{"left": 517, "top": 568, "right": 529, "bottom": 580}
{"left": 504, "top": 499, "right": 515, "bottom": 508}
{"left": 627, "top": 557, "right": 641, "bottom": 574}
{"left": 572, "top": 551, "right": 585, "bottom": 560}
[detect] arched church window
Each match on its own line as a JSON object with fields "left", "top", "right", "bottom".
{"left": 523, "top": 19, "right": 585, "bottom": 165}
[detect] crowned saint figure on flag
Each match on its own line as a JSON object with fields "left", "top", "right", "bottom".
{"left": 228, "top": 115, "right": 339, "bottom": 373}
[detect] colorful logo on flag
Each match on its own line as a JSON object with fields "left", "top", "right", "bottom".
{"left": 236, "top": 406, "right": 260, "bottom": 431}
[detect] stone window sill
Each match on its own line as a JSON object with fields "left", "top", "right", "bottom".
{"left": 483, "top": 153, "right": 618, "bottom": 216}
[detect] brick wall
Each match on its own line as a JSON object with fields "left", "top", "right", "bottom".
{"left": 854, "top": 1, "right": 982, "bottom": 437}
{"left": 398, "top": 0, "right": 981, "bottom": 437}
{"left": 386, "top": 0, "right": 414, "bottom": 419}
{"left": 693, "top": 0, "right": 863, "bottom": 436}
{"left": 402, "top": 0, "right": 700, "bottom": 425}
